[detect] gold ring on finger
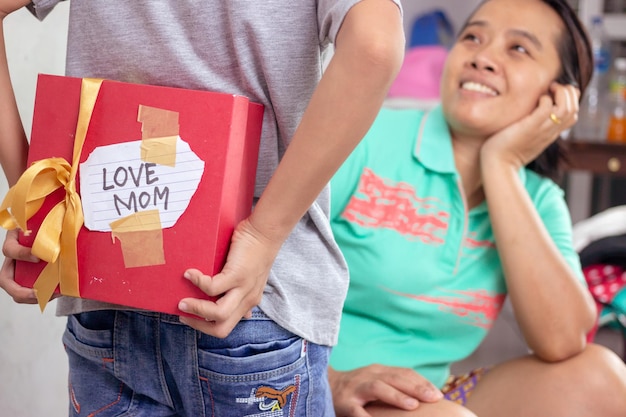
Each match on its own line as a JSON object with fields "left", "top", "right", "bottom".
{"left": 549, "top": 113, "right": 562, "bottom": 125}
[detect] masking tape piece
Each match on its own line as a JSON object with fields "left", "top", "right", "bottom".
{"left": 138, "top": 105, "right": 179, "bottom": 138}
{"left": 110, "top": 210, "right": 165, "bottom": 268}
{"left": 140, "top": 136, "right": 178, "bottom": 167}
{"left": 137, "top": 105, "right": 179, "bottom": 167}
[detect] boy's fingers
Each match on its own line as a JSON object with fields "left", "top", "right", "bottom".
{"left": 179, "top": 306, "right": 242, "bottom": 339}
{"left": 182, "top": 269, "right": 226, "bottom": 298}
{"left": 0, "top": 258, "right": 38, "bottom": 303}
{"left": 2, "top": 230, "right": 39, "bottom": 262}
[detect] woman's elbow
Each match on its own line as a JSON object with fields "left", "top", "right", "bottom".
{"left": 532, "top": 331, "right": 590, "bottom": 363}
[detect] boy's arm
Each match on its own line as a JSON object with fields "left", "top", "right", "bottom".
{"left": 179, "top": 0, "right": 405, "bottom": 337}
{"left": 0, "top": 1, "right": 31, "bottom": 186}
{"left": 251, "top": 0, "right": 404, "bottom": 243}
{"left": 0, "top": 1, "right": 42, "bottom": 304}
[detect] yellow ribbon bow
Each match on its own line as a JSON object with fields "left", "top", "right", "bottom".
{"left": 0, "top": 78, "right": 103, "bottom": 311}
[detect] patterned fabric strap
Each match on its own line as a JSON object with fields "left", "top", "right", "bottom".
{"left": 442, "top": 367, "right": 489, "bottom": 406}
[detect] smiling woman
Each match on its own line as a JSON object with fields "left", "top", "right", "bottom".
{"left": 328, "top": 0, "right": 626, "bottom": 416}
{"left": 442, "top": 0, "right": 565, "bottom": 137}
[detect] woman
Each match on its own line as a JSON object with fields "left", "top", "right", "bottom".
{"left": 328, "top": 0, "right": 626, "bottom": 416}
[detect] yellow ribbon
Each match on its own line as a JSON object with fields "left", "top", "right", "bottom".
{"left": 0, "top": 78, "right": 103, "bottom": 311}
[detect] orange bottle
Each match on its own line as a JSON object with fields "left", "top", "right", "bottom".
{"left": 607, "top": 107, "right": 626, "bottom": 143}
{"left": 607, "top": 57, "right": 626, "bottom": 143}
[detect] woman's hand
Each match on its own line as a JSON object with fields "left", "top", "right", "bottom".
{"left": 478, "top": 81, "right": 596, "bottom": 360}
{"left": 178, "top": 217, "right": 282, "bottom": 338}
{"left": 480, "top": 82, "right": 580, "bottom": 170}
{"left": 0, "top": 229, "right": 39, "bottom": 303}
{"left": 329, "top": 364, "right": 443, "bottom": 417}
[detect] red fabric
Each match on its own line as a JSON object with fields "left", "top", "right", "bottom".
{"left": 583, "top": 264, "right": 626, "bottom": 341}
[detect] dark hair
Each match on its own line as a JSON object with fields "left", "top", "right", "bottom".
{"left": 525, "top": 0, "right": 593, "bottom": 180}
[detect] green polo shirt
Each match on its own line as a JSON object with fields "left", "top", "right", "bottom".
{"left": 329, "top": 105, "right": 583, "bottom": 388}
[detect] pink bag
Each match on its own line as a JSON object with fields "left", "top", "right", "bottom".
{"left": 387, "top": 45, "right": 448, "bottom": 100}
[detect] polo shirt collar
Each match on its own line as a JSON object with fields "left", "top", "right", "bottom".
{"left": 411, "top": 105, "right": 528, "bottom": 216}
{"left": 412, "top": 105, "right": 456, "bottom": 174}
{"left": 412, "top": 105, "right": 529, "bottom": 183}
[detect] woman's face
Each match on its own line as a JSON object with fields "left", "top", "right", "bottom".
{"left": 441, "top": 0, "right": 563, "bottom": 138}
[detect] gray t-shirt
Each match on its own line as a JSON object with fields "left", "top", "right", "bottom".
{"left": 28, "top": 0, "right": 400, "bottom": 346}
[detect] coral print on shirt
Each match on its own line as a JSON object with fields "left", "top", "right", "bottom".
{"left": 462, "top": 231, "right": 497, "bottom": 261}
{"left": 385, "top": 287, "right": 506, "bottom": 329}
{"left": 464, "top": 231, "right": 496, "bottom": 250}
{"left": 342, "top": 168, "right": 449, "bottom": 244}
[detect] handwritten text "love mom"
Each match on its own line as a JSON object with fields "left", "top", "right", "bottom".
{"left": 102, "top": 162, "right": 170, "bottom": 216}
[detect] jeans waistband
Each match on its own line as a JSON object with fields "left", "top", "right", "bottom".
{"left": 134, "top": 306, "right": 269, "bottom": 324}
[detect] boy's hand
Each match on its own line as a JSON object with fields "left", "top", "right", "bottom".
{"left": 0, "top": 229, "right": 39, "bottom": 303}
{"left": 177, "top": 217, "right": 281, "bottom": 338}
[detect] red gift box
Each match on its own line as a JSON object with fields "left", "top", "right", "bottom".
{"left": 9, "top": 74, "right": 263, "bottom": 315}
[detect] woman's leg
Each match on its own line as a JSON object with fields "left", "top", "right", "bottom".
{"left": 365, "top": 400, "right": 477, "bottom": 417}
{"left": 465, "top": 343, "right": 626, "bottom": 417}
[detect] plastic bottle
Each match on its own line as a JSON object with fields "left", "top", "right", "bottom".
{"left": 573, "top": 16, "right": 611, "bottom": 141}
{"left": 607, "top": 57, "right": 626, "bottom": 143}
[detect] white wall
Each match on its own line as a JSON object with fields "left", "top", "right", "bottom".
{"left": 0, "top": 4, "right": 70, "bottom": 417}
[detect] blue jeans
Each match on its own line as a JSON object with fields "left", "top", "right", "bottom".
{"left": 63, "top": 309, "right": 335, "bottom": 416}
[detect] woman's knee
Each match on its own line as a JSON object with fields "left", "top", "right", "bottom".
{"left": 366, "top": 399, "right": 477, "bottom": 417}
{"left": 573, "top": 344, "right": 626, "bottom": 408}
